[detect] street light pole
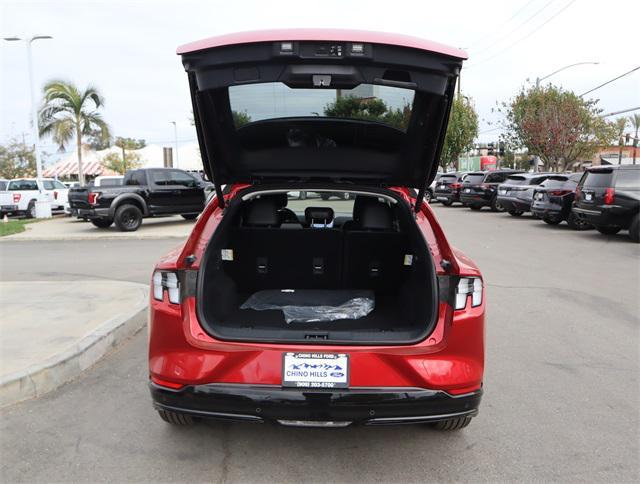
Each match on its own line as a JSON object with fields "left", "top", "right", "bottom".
{"left": 535, "top": 61, "right": 599, "bottom": 88}
{"left": 170, "top": 121, "right": 179, "bottom": 169}
{"left": 4, "top": 35, "right": 53, "bottom": 217}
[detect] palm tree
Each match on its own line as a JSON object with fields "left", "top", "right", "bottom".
{"left": 39, "top": 80, "right": 110, "bottom": 185}
{"left": 614, "top": 117, "right": 627, "bottom": 165}
{"left": 629, "top": 113, "right": 640, "bottom": 164}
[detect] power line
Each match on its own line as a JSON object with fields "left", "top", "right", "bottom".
{"left": 466, "top": 0, "right": 538, "bottom": 49}
{"left": 470, "top": 0, "right": 553, "bottom": 55}
{"left": 580, "top": 66, "right": 640, "bottom": 97}
{"left": 599, "top": 107, "right": 640, "bottom": 118}
{"left": 467, "top": 0, "right": 577, "bottom": 68}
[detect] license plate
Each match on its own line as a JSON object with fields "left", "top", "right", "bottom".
{"left": 585, "top": 193, "right": 593, "bottom": 201}
{"left": 499, "top": 189, "right": 507, "bottom": 195}
{"left": 464, "top": 188, "right": 471, "bottom": 193}
{"left": 439, "top": 185, "right": 447, "bottom": 189}
{"left": 436, "top": 196, "right": 448, "bottom": 201}
{"left": 282, "top": 353, "right": 349, "bottom": 388}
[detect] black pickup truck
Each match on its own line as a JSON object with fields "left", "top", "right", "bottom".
{"left": 75, "top": 168, "right": 207, "bottom": 231}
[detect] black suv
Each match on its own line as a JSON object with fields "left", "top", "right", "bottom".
{"left": 460, "top": 169, "right": 524, "bottom": 211}
{"left": 497, "top": 173, "right": 553, "bottom": 216}
{"left": 573, "top": 165, "right": 640, "bottom": 242}
{"left": 433, "top": 172, "right": 468, "bottom": 206}
{"left": 531, "top": 173, "right": 589, "bottom": 229}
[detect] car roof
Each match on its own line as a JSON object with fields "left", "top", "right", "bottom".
{"left": 177, "top": 28, "right": 468, "bottom": 59}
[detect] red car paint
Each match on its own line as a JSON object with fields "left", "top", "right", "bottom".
{"left": 148, "top": 187, "right": 484, "bottom": 394}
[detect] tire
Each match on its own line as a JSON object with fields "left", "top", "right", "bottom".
{"left": 508, "top": 210, "right": 524, "bottom": 217}
{"left": 490, "top": 196, "right": 504, "bottom": 212}
{"left": 567, "top": 212, "right": 590, "bottom": 231}
{"left": 469, "top": 204, "right": 482, "bottom": 211}
{"left": 441, "top": 200, "right": 453, "bottom": 207}
{"left": 432, "top": 416, "right": 472, "bottom": 431}
{"left": 114, "top": 203, "right": 143, "bottom": 232}
{"left": 543, "top": 216, "right": 562, "bottom": 225}
{"left": 26, "top": 200, "right": 37, "bottom": 219}
{"left": 629, "top": 214, "right": 639, "bottom": 243}
{"left": 157, "top": 409, "right": 194, "bottom": 426}
{"left": 596, "top": 226, "right": 621, "bottom": 235}
{"left": 181, "top": 213, "right": 198, "bottom": 220}
{"left": 91, "top": 218, "right": 113, "bottom": 229}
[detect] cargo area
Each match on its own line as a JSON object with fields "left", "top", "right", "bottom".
{"left": 197, "top": 189, "right": 438, "bottom": 344}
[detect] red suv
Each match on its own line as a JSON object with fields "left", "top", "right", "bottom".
{"left": 148, "top": 30, "right": 485, "bottom": 430}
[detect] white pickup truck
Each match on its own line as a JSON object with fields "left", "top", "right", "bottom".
{"left": 0, "top": 178, "right": 69, "bottom": 218}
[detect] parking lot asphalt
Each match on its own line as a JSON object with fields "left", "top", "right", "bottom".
{"left": 0, "top": 204, "right": 638, "bottom": 483}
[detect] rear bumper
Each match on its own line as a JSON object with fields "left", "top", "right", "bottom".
{"left": 460, "top": 192, "right": 491, "bottom": 206}
{"left": 434, "top": 191, "right": 460, "bottom": 203}
{"left": 77, "top": 207, "right": 110, "bottom": 219}
{"left": 150, "top": 382, "right": 482, "bottom": 425}
{"left": 497, "top": 197, "right": 530, "bottom": 212}
{"left": 572, "top": 205, "right": 630, "bottom": 228}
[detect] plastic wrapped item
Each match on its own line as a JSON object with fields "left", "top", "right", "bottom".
{"left": 240, "top": 289, "right": 375, "bottom": 324}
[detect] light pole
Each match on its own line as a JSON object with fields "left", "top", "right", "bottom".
{"left": 535, "top": 61, "right": 599, "bottom": 88}
{"left": 170, "top": 121, "right": 179, "bottom": 169}
{"left": 3, "top": 35, "right": 53, "bottom": 218}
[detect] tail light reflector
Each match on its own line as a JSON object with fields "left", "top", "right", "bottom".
{"left": 88, "top": 192, "right": 100, "bottom": 205}
{"left": 549, "top": 189, "right": 572, "bottom": 196}
{"left": 54, "top": 191, "right": 58, "bottom": 200}
{"left": 12, "top": 193, "right": 21, "bottom": 203}
{"left": 450, "top": 183, "right": 462, "bottom": 190}
{"left": 604, "top": 187, "right": 615, "bottom": 205}
{"left": 454, "top": 277, "right": 483, "bottom": 310}
{"left": 152, "top": 271, "right": 180, "bottom": 304}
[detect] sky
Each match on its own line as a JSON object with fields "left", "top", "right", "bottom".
{"left": 1, "top": 0, "right": 639, "bottom": 166}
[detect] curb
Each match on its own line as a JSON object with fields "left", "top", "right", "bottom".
{"left": 0, "top": 234, "right": 187, "bottom": 241}
{"left": 0, "top": 288, "right": 149, "bottom": 408}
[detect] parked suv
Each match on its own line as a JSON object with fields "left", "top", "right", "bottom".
{"left": 531, "top": 173, "right": 589, "bottom": 229}
{"left": 460, "top": 169, "right": 524, "bottom": 211}
{"left": 497, "top": 173, "right": 553, "bottom": 216}
{"left": 148, "top": 30, "right": 484, "bottom": 430}
{"left": 573, "top": 165, "right": 640, "bottom": 242}
{"left": 77, "top": 168, "right": 206, "bottom": 231}
{"left": 433, "top": 172, "right": 469, "bottom": 206}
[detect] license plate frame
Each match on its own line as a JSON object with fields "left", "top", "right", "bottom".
{"left": 282, "top": 352, "right": 350, "bottom": 389}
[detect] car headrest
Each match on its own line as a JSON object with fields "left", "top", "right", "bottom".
{"left": 305, "top": 207, "right": 334, "bottom": 227}
{"left": 245, "top": 198, "right": 280, "bottom": 227}
{"left": 359, "top": 198, "right": 394, "bottom": 231}
{"left": 351, "top": 195, "right": 367, "bottom": 223}
{"left": 264, "top": 193, "right": 288, "bottom": 209}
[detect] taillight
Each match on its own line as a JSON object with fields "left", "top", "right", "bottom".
{"left": 549, "top": 189, "right": 572, "bottom": 196}
{"left": 454, "top": 277, "right": 483, "bottom": 310}
{"left": 450, "top": 183, "right": 462, "bottom": 190}
{"left": 152, "top": 271, "right": 180, "bottom": 304}
{"left": 604, "top": 187, "right": 615, "bottom": 205}
{"left": 12, "top": 193, "right": 21, "bottom": 203}
{"left": 88, "top": 192, "right": 100, "bottom": 205}
{"left": 54, "top": 190, "right": 58, "bottom": 200}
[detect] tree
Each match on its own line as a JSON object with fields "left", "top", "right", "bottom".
{"left": 501, "top": 85, "right": 614, "bottom": 172}
{"left": 86, "top": 128, "right": 112, "bottom": 150}
{"left": 114, "top": 137, "right": 146, "bottom": 150}
{"left": 39, "top": 80, "right": 110, "bottom": 184}
{"left": 232, "top": 110, "right": 252, "bottom": 127}
{"left": 323, "top": 96, "right": 411, "bottom": 130}
{"left": 101, "top": 151, "right": 142, "bottom": 175}
{"left": 628, "top": 113, "right": 639, "bottom": 164}
{"left": 440, "top": 96, "right": 479, "bottom": 172}
{"left": 0, "top": 138, "right": 36, "bottom": 179}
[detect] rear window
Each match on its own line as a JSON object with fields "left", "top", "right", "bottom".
{"left": 505, "top": 176, "right": 527, "bottom": 185}
{"left": 464, "top": 174, "right": 485, "bottom": 184}
{"left": 615, "top": 169, "right": 640, "bottom": 189}
{"left": 582, "top": 170, "right": 614, "bottom": 188}
{"left": 229, "top": 82, "right": 415, "bottom": 131}
{"left": 540, "top": 177, "right": 570, "bottom": 189}
{"left": 8, "top": 180, "right": 37, "bottom": 190}
{"left": 100, "top": 178, "right": 123, "bottom": 187}
{"left": 440, "top": 174, "right": 457, "bottom": 181}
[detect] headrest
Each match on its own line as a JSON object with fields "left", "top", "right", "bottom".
{"left": 245, "top": 198, "right": 280, "bottom": 227}
{"left": 264, "top": 193, "right": 288, "bottom": 209}
{"left": 305, "top": 207, "right": 334, "bottom": 227}
{"left": 351, "top": 195, "right": 367, "bottom": 223}
{"left": 359, "top": 198, "right": 393, "bottom": 230}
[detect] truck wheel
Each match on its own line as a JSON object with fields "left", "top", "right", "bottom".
{"left": 629, "top": 215, "right": 639, "bottom": 243}
{"left": 508, "top": 210, "right": 524, "bottom": 216}
{"left": 490, "top": 196, "right": 504, "bottom": 212}
{"left": 431, "top": 416, "right": 472, "bottom": 431}
{"left": 26, "top": 200, "right": 37, "bottom": 219}
{"left": 91, "top": 219, "right": 113, "bottom": 229}
{"left": 114, "top": 204, "right": 143, "bottom": 232}
{"left": 157, "top": 409, "right": 194, "bottom": 426}
{"left": 596, "top": 226, "right": 621, "bottom": 235}
{"left": 567, "top": 212, "right": 589, "bottom": 231}
{"left": 181, "top": 213, "right": 198, "bottom": 220}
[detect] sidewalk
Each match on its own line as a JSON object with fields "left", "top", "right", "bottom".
{"left": 0, "top": 280, "right": 148, "bottom": 407}
{"left": 1, "top": 215, "right": 195, "bottom": 241}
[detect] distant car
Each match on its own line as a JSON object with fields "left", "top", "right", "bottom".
{"left": 531, "top": 173, "right": 589, "bottom": 229}
{"left": 77, "top": 168, "right": 206, "bottom": 231}
{"left": 573, "top": 165, "right": 640, "bottom": 242}
{"left": 0, "top": 178, "right": 68, "bottom": 217}
{"left": 496, "top": 173, "right": 553, "bottom": 216}
{"left": 433, "top": 172, "right": 469, "bottom": 206}
{"left": 425, "top": 172, "right": 444, "bottom": 203}
{"left": 460, "top": 169, "right": 525, "bottom": 211}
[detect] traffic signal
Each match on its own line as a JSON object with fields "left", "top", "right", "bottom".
{"left": 487, "top": 142, "right": 495, "bottom": 155}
